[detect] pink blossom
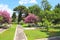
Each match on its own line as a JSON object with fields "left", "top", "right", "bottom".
{"left": 24, "top": 13, "right": 38, "bottom": 23}
{"left": 0, "top": 10, "right": 10, "bottom": 23}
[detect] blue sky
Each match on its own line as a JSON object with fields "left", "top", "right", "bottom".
{"left": 0, "top": 0, "right": 60, "bottom": 16}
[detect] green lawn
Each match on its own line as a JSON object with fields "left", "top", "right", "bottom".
{"left": 0, "top": 24, "right": 17, "bottom": 40}
{"left": 24, "top": 29, "right": 49, "bottom": 40}
{"left": 24, "top": 28, "right": 60, "bottom": 40}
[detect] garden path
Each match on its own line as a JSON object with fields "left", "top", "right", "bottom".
{"left": 14, "top": 25, "right": 27, "bottom": 40}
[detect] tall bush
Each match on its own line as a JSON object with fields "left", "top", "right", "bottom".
{"left": 24, "top": 13, "right": 38, "bottom": 23}
{"left": 12, "top": 12, "right": 16, "bottom": 22}
{"left": 0, "top": 10, "right": 10, "bottom": 23}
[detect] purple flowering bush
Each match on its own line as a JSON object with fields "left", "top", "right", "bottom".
{"left": 0, "top": 10, "right": 10, "bottom": 23}
{"left": 24, "top": 13, "right": 38, "bottom": 23}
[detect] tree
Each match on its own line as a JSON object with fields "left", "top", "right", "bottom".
{"left": 55, "top": 3, "right": 60, "bottom": 8}
{"left": 53, "top": 3, "right": 60, "bottom": 24}
{"left": 54, "top": 3, "right": 60, "bottom": 13}
{"left": 12, "top": 12, "right": 16, "bottom": 22}
{"left": 28, "top": 4, "right": 41, "bottom": 16}
{"left": 24, "top": 13, "right": 38, "bottom": 23}
{"left": 40, "top": 0, "right": 52, "bottom": 31}
{"left": 41, "top": 0, "right": 51, "bottom": 11}
{"left": 54, "top": 3, "right": 60, "bottom": 19}
{"left": 13, "top": 5, "right": 28, "bottom": 23}
{"left": 0, "top": 10, "right": 10, "bottom": 23}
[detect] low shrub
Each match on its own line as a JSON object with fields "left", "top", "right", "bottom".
{"left": 38, "top": 22, "right": 43, "bottom": 27}
{"left": 0, "top": 23, "right": 10, "bottom": 29}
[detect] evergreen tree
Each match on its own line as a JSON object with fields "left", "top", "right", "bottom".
{"left": 12, "top": 12, "right": 16, "bottom": 22}
{"left": 18, "top": 11, "right": 22, "bottom": 24}
{"left": 41, "top": 0, "right": 51, "bottom": 11}
{"left": 13, "top": 5, "right": 28, "bottom": 23}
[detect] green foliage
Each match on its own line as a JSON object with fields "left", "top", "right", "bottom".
{"left": 55, "top": 3, "right": 60, "bottom": 8}
{"left": 53, "top": 3, "right": 60, "bottom": 24}
{"left": 13, "top": 2, "right": 60, "bottom": 25}
{"left": 41, "top": 0, "right": 51, "bottom": 10}
{"left": 19, "top": 20, "right": 24, "bottom": 25}
{"left": 54, "top": 3, "right": 60, "bottom": 16}
{"left": 0, "top": 16, "right": 3, "bottom": 23}
{"left": 20, "top": 20, "right": 29, "bottom": 27}
{"left": 43, "top": 19, "right": 52, "bottom": 31}
{"left": 28, "top": 4, "right": 41, "bottom": 16}
{"left": 12, "top": 12, "right": 16, "bottom": 22}
{"left": 39, "top": 10, "right": 56, "bottom": 22}
{"left": 38, "top": 22, "right": 42, "bottom": 26}
{"left": 22, "top": 24, "right": 29, "bottom": 27}
{"left": 45, "top": 10, "right": 56, "bottom": 21}
{"left": 13, "top": 5, "right": 28, "bottom": 23}
{"left": 43, "top": 19, "right": 51, "bottom": 26}
{"left": 18, "top": 12, "right": 22, "bottom": 24}
{"left": 13, "top": 5, "right": 28, "bottom": 14}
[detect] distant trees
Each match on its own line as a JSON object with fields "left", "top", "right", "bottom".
{"left": 12, "top": 12, "right": 16, "bottom": 22}
{"left": 54, "top": 3, "right": 60, "bottom": 17}
{"left": 53, "top": 3, "right": 60, "bottom": 24}
{"left": 40, "top": 0, "right": 52, "bottom": 31}
{"left": 28, "top": 5, "right": 41, "bottom": 16}
{"left": 13, "top": 0, "right": 60, "bottom": 26}
{"left": 41, "top": 0, "right": 51, "bottom": 11}
{"left": 13, "top": 5, "right": 28, "bottom": 23}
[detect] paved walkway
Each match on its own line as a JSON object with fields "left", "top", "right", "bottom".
{"left": 14, "top": 25, "right": 27, "bottom": 40}
{"left": 14, "top": 25, "right": 60, "bottom": 40}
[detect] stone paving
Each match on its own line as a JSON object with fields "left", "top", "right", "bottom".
{"left": 14, "top": 25, "right": 27, "bottom": 40}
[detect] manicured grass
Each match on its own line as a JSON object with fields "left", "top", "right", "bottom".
{"left": 0, "top": 24, "right": 17, "bottom": 40}
{"left": 21, "top": 23, "right": 29, "bottom": 28}
{"left": 48, "top": 28, "right": 60, "bottom": 37}
{"left": 24, "top": 28, "right": 60, "bottom": 40}
{"left": 24, "top": 29, "right": 49, "bottom": 40}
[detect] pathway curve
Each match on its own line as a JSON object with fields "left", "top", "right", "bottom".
{"left": 14, "top": 25, "right": 27, "bottom": 40}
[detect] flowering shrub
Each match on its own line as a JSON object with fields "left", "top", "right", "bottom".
{"left": 0, "top": 10, "right": 10, "bottom": 23}
{"left": 24, "top": 13, "right": 38, "bottom": 23}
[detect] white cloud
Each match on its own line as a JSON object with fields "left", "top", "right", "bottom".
{"left": 0, "top": 4, "right": 13, "bottom": 17}
{"left": 19, "top": 0, "right": 37, "bottom": 5}
{"left": 30, "top": 0, "right": 37, "bottom": 4}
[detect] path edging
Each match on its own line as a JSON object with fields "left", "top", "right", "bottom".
{"left": 13, "top": 25, "right": 18, "bottom": 40}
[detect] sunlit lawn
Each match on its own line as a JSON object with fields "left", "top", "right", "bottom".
{"left": 24, "top": 29, "right": 49, "bottom": 40}
{"left": 24, "top": 28, "right": 60, "bottom": 40}
{"left": 0, "top": 24, "right": 17, "bottom": 40}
